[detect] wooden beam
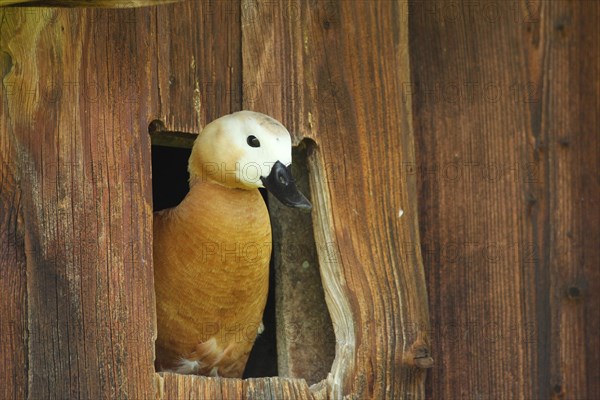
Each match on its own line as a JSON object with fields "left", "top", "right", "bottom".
{"left": 148, "top": 120, "right": 196, "bottom": 149}
{"left": 159, "top": 374, "right": 316, "bottom": 400}
{"left": 242, "top": 1, "right": 431, "bottom": 398}
{"left": 410, "top": 1, "right": 600, "bottom": 398}
{"left": 0, "top": 7, "right": 157, "bottom": 398}
{"left": 0, "top": 48, "right": 27, "bottom": 400}
{"left": 0, "top": 0, "right": 181, "bottom": 7}
{"left": 154, "top": 0, "right": 242, "bottom": 133}
{"left": 2, "top": 1, "right": 434, "bottom": 398}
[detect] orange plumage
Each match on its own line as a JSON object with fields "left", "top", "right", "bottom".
{"left": 153, "top": 111, "right": 310, "bottom": 377}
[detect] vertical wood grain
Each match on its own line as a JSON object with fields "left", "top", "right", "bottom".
{"left": 410, "top": 1, "right": 599, "bottom": 398}
{"left": 243, "top": 1, "right": 430, "bottom": 398}
{"left": 0, "top": 42, "right": 27, "bottom": 400}
{"left": 155, "top": 0, "right": 241, "bottom": 133}
{"left": 1, "top": 0, "right": 180, "bottom": 6}
{"left": 158, "top": 373, "right": 316, "bottom": 400}
{"left": 0, "top": 1, "right": 595, "bottom": 399}
{"left": 0, "top": 7, "right": 157, "bottom": 398}
{"left": 539, "top": 2, "right": 599, "bottom": 398}
{"left": 158, "top": 373, "right": 244, "bottom": 400}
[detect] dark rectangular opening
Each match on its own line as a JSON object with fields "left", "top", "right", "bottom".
{"left": 149, "top": 122, "right": 334, "bottom": 383}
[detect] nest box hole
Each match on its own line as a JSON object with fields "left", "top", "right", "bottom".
{"left": 149, "top": 121, "right": 335, "bottom": 382}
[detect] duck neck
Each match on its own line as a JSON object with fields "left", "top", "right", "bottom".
{"left": 174, "top": 177, "right": 269, "bottom": 230}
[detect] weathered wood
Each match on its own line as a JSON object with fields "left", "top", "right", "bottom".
{"left": 2, "top": 1, "right": 431, "bottom": 399}
{"left": 244, "top": 377, "right": 315, "bottom": 400}
{"left": 270, "top": 145, "right": 336, "bottom": 385}
{"left": 159, "top": 373, "right": 244, "bottom": 400}
{"left": 159, "top": 373, "right": 316, "bottom": 400}
{"left": 154, "top": 0, "right": 242, "bottom": 133}
{"left": 2, "top": 1, "right": 597, "bottom": 399}
{"left": 1, "top": 0, "right": 180, "bottom": 7}
{"left": 148, "top": 119, "right": 196, "bottom": 149}
{"left": 0, "top": 48, "right": 27, "bottom": 400}
{"left": 0, "top": 3, "right": 244, "bottom": 397}
{"left": 243, "top": 1, "right": 430, "bottom": 398}
{"left": 0, "top": 7, "right": 157, "bottom": 398}
{"left": 410, "top": 0, "right": 599, "bottom": 398}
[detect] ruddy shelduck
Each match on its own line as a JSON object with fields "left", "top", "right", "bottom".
{"left": 153, "top": 111, "right": 311, "bottom": 377}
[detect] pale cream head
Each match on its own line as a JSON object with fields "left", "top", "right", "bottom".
{"left": 189, "top": 111, "right": 293, "bottom": 189}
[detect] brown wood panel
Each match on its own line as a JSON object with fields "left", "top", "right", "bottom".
{"left": 243, "top": 1, "right": 430, "bottom": 398}
{"left": 1, "top": 0, "right": 179, "bottom": 7}
{"left": 0, "top": 47, "right": 27, "bottom": 400}
{"left": 0, "top": 7, "right": 157, "bottom": 398}
{"left": 244, "top": 377, "right": 315, "bottom": 400}
{"left": 410, "top": 1, "right": 599, "bottom": 398}
{"left": 159, "top": 373, "right": 316, "bottom": 400}
{"left": 154, "top": 0, "right": 242, "bottom": 134}
{"left": 543, "top": 4, "right": 600, "bottom": 397}
{"left": 159, "top": 373, "right": 244, "bottom": 400}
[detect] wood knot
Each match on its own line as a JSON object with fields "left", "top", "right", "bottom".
{"left": 526, "top": 193, "right": 537, "bottom": 206}
{"left": 148, "top": 119, "right": 166, "bottom": 135}
{"left": 567, "top": 285, "right": 582, "bottom": 300}
{"left": 558, "top": 137, "right": 570, "bottom": 147}
{"left": 553, "top": 383, "right": 563, "bottom": 393}
{"left": 0, "top": 50, "right": 14, "bottom": 77}
{"left": 552, "top": 383, "right": 565, "bottom": 399}
{"left": 404, "top": 343, "right": 433, "bottom": 369}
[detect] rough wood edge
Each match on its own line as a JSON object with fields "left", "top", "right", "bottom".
{"left": 0, "top": 0, "right": 182, "bottom": 7}
{"left": 156, "top": 372, "right": 317, "bottom": 400}
{"left": 148, "top": 120, "right": 197, "bottom": 149}
{"left": 148, "top": 129, "right": 342, "bottom": 397}
{"left": 305, "top": 140, "right": 356, "bottom": 400}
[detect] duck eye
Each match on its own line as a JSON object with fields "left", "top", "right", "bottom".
{"left": 247, "top": 135, "right": 261, "bottom": 148}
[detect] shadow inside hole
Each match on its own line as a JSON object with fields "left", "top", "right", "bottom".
{"left": 269, "top": 141, "right": 336, "bottom": 385}
{"left": 151, "top": 145, "right": 190, "bottom": 211}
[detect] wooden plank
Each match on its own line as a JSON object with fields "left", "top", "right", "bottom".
{"left": 244, "top": 377, "right": 315, "bottom": 400}
{"left": 410, "top": 0, "right": 599, "bottom": 398}
{"left": 155, "top": 0, "right": 242, "bottom": 134}
{"left": 542, "top": 4, "right": 600, "bottom": 397}
{"left": 0, "top": 48, "right": 27, "bottom": 400}
{"left": 242, "top": 1, "right": 430, "bottom": 398}
{"left": 159, "top": 374, "right": 315, "bottom": 400}
{"left": 2, "top": 1, "right": 430, "bottom": 398}
{"left": 159, "top": 373, "right": 244, "bottom": 400}
{"left": 1, "top": 0, "right": 180, "bottom": 7}
{"left": 0, "top": 7, "right": 157, "bottom": 398}
{"left": 148, "top": 119, "right": 196, "bottom": 148}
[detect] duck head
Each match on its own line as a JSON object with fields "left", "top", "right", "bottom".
{"left": 188, "top": 111, "right": 312, "bottom": 210}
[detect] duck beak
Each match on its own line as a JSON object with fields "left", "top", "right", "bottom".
{"left": 261, "top": 161, "right": 312, "bottom": 210}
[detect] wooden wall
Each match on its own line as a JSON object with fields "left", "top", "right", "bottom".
{"left": 410, "top": 1, "right": 599, "bottom": 399}
{"left": 1, "top": 0, "right": 598, "bottom": 399}
{"left": 0, "top": 6, "right": 159, "bottom": 399}
{"left": 1, "top": 1, "right": 430, "bottom": 399}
